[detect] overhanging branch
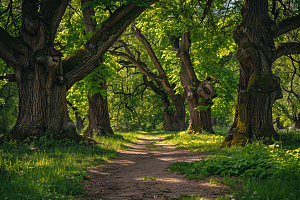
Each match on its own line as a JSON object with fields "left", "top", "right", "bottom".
{"left": 109, "top": 50, "right": 163, "bottom": 81}
{"left": 41, "top": 0, "right": 70, "bottom": 44}
{"left": 64, "top": 1, "right": 157, "bottom": 89}
{"left": 272, "top": 42, "right": 300, "bottom": 62}
{"left": 0, "top": 27, "right": 19, "bottom": 67}
{"left": 131, "top": 24, "right": 166, "bottom": 76}
{"left": 275, "top": 14, "right": 300, "bottom": 38}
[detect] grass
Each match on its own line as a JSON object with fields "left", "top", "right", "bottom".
{"left": 169, "top": 131, "right": 300, "bottom": 200}
{"left": 0, "top": 134, "right": 120, "bottom": 200}
{"left": 1, "top": 127, "right": 299, "bottom": 200}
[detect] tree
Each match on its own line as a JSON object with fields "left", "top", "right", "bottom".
{"left": 222, "top": 0, "right": 300, "bottom": 147}
{"left": 110, "top": 25, "right": 186, "bottom": 131}
{"left": 135, "top": 0, "right": 238, "bottom": 134}
{"left": 170, "top": 32, "right": 217, "bottom": 134}
{"left": 81, "top": 0, "right": 114, "bottom": 137}
{"left": 0, "top": 0, "right": 157, "bottom": 142}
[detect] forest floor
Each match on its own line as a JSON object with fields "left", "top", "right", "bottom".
{"left": 81, "top": 137, "right": 229, "bottom": 200}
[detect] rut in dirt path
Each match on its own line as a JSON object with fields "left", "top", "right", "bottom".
{"left": 82, "top": 137, "right": 229, "bottom": 200}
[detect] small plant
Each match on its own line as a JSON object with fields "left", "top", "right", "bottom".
{"left": 209, "top": 176, "right": 240, "bottom": 188}
{"left": 143, "top": 175, "right": 156, "bottom": 180}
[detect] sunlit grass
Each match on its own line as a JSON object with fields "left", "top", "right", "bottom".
{"left": 0, "top": 138, "right": 118, "bottom": 200}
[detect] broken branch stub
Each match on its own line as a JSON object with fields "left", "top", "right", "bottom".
{"left": 197, "top": 80, "right": 216, "bottom": 100}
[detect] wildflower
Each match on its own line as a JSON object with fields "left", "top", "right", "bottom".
{"left": 290, "top": 193, "right": 294, "bottom": 196}
{"left": 242, "top": 197, "right": 245, "bottom": 199}
{"left": 251, "top": 196, "right": 254, "bottom": 198}
{"left": 253, "top": 191, "right": 257, "bottom": 194}
{"left": 5, "top": 197, "right": 8, "bottom": 199}
{"left": 32, "top": 181, "right": 35, "bottom": 183}
{"left": 11, "top": 181, "right": 15, "bottom": 183}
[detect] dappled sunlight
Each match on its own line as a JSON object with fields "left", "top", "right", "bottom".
{"left": 157, "top": 156, "right": 202, "bottom": 163}
{"left": 135, "top": 177, "right": 182, "bottom": 183}
{"left": 108, "top": 159, "right": 136, "bottom": 165}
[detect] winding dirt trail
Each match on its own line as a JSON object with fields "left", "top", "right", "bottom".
{"left": 82, "top": 138, "right": 229, "bottom": 200}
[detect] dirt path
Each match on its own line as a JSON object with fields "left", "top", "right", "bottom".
{"left": 82, "top": 138, "right": 229, "bottom": 200}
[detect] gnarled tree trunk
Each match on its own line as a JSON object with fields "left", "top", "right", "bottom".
{"left": 142, "top": 75, "right": 186, "bottom": 131}
{"left": 81, "top": 0, "right": 113, "bottom": 137}
{"left": 174, "top": 32, "right": 216, "bottom": 134}
{"left": 0, "top": 0, "right": 155, "bottom": 142}
{"left": 220, "top": 0, "right": 300, "bottom": 147}
{"left": 85, "top": 77, "right": 114, "bottom": 136}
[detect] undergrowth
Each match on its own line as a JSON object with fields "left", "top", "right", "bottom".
{"left": 1, "top": 128, "right": 299, "bottom": 200}
{"left": 170, "top": 139, "right": 300, "bottom": 200}
{"left": 0, "top": 132, "right": 120, "bottom": 200}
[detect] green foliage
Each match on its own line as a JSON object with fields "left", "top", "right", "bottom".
{"left": 209, "top": 176, "right": 240, "bottom": 188}
{"left": 0, "top": 61, "right": 18, "bottom": 134}
{"left": 169, "top": 139, "right": 300, "bottom": 200}
{"left": 82, "top": 0, "right": 152, "bottom": 10}
{"left": 170, "top": 143, "right": 300, "bottom": 180}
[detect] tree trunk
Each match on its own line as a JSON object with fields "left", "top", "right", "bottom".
{"left": 175, "top": 32, "right": 215, "bottom": 134}
{"left": 66, "top": 100, "right": 85, "bottom": 130}
{"left": 0, "top": 0, "right": 154, "bottom": 142}
{"left": 162, "top": 101, "right": 186, "bottom": 131}
{"left": 7, "top": 61, "right": 81, "bottom": 142}
{"left": 184, "top": 86, "right": 214, "bottom": 134}
{"left": 81, "top": 0, "right": 114, "bottom": 137}
{"left": 85, "top": 78, "right": 114, "bottom": 136}
{"left": 221, "top": 0, "right": 282, "bottom": 147}
{"left": 143, "top": 76, "right": 186, "bottom": 131}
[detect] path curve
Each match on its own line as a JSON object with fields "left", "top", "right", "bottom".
{"left": 82, "top": 138, "right": 228, "bottom": 200}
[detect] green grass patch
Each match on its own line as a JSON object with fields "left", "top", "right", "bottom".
{"left": 164, "top": 132, "right": 224, "bottom": 152}
{"left": 169, "top": 141, "right": 300, "bottom": 200}
{"left": 0, "top": 136, "right": 119, "bottom": 200}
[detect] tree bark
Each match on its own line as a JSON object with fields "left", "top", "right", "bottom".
{"left": 66, "top": 100, "right": 85, "bottom": 130}
{"left": 142, "top": 75, "right": 185, "bottom": 131}
{"left": 0, "top": 0, "right": 155, "bottom": 142}
{"left": 81, "top": 0, "right": 113, "bottom": 137}
{"left": 85, "top": 78, "right": 114, "bottom": 136}
{"left": 222, "top": 0, "right": 285, "bottom": 147}
{"left": 174, "top": 32, "right": 216, "bottom": 134}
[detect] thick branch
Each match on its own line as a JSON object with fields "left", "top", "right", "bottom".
{"left": 64, "top": 1, "right": 157, "bottom": 89}
{"left": 272, "top": 42, "right": 300, "bottom": 62}
{"left": 81, "top": 0, "right": 97, "bottom": 33}
{"left": 142, "top": 74, "right": 161, "bottom": 96}
{"left": 275, "top": 14, "right": 300, "bottom": 37}
{"left": 110, "top": 50, "right": 163, "bottom": 81}
{"left": 176, "top": 32, "right": 200, "bottom": 86}
{"left": 41, "top": 0, "right": 70, "bottom": 43}
{"left": 0, "top": 27, "right": 19, "bottom": 67}
{"left": 131, "top": 24, "right": 166, "bottom": 76}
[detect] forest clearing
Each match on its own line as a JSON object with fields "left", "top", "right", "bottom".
{"left": 1, "top": 0, "right": 300, "bottom": 199}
